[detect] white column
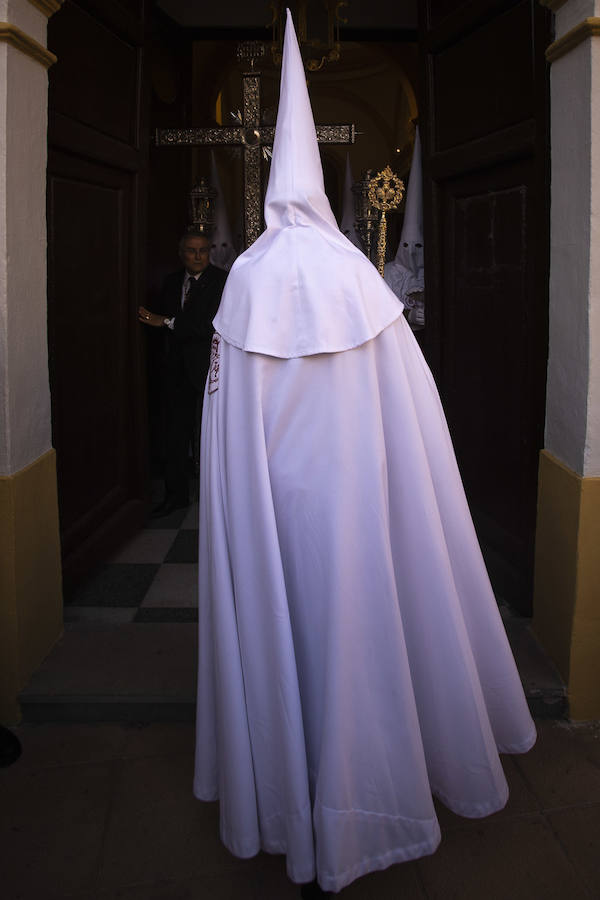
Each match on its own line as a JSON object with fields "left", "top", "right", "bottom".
{"left": 0, "top": 0, "right": 63, "bottom": 724}
{"left": 0, "top": 0, "right": 58, "bottom": 477}
{"left": 544, "top": 0, "right": 600, "bottom": 477}
{"left": 534, "top": 0, "right": 600, "bottom": 720}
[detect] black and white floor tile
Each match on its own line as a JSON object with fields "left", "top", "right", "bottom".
{"left": 63, "top": 490, "right": 201, "bottom": 625}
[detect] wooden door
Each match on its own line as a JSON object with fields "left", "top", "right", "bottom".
{"left": 47, "top": 0, "right": 149, "bottom": 589}
{"left": 419, "top": 0, "right": 551, "bottom": 613}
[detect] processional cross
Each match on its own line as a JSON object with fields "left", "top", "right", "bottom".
{"left": 155, "top": 42, "right": 356, "bottom": 249}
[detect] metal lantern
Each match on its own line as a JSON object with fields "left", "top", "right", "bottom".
{"left": 188, "top": 177, "right": 217, "bottom": 232}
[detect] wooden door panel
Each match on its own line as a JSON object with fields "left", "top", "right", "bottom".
{"left": 47, "top": 0, "right": 148, "bottom": 589}
{"left": 49, "top": 2, "right": 141, "bottom": 146}
{"left": 420, "top": 0, "right": 550, "bottom": 611}
{"left": 432, "top": 3, "right": 534, "bottom": 151}
{"left": 47, "top": 156, "right": 138, "bottom": 557}
{"left": 441, "top": 161, "right": 536, "bottom": 571}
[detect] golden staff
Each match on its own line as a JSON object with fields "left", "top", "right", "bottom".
{"left": 368, "top": 166, "right": 405, "bottom": 277}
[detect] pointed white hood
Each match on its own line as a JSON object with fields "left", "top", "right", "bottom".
{"left": 340, "top": 153, "right": 363, "bottom": 250}
{"left": 384, "top": 127, "right": 424, "bottom": 306}
{"left": 209, "top": 151, "right": 238, "bottom": 271}
{"left": 213, "top": 9, "right": 402, "bottom": 358}
{"left": 392, "top": 127, "right": 424, "bottom": 279}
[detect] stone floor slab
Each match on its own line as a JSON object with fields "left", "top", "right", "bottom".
{"left": 253, "top": 858, "right": 307, "bottom": 900}
{"left": 134, "top": 607, "right": 199, "bottom": 623}
{"left": 107, "top": 530, "right": 178, "bottom": 564}
{"left": 164, "top": 530, "right": 199, "bottom": 564}
{"left": 140, "top": 563, "right": 199, "bottom": 608}
{"left": 93, "top": 871, "right": 260, "bottom": 900}
{"left": 144, "top": 506, "right": 188, "bottom": 530}
{"left": 503, "top": 616, "right": 567, "bottom": 718}
{"left": 118, "top": 722, "right": 195, "bottom": 759}
{"left": 2, "top": 721, "right": 600, "bottom": 900}
{"left": 546, "top": 804, "right": 600, "bottom": 896}
{"left": 417, "top": 814, "right": 589, "bottom": 900}
{"left": 98, "top": 754, "right": 255, "bottom": 888}
{"left": 20, "top": 624, "right": 197, "bottom": 702}
{"left": 10, "top": 722, "right": 128, "bottom": 770}
{"left": 63, "top": 564, "right": 160, "bottom": 608}
{"left": 64, "top": 607, "right": 137, "bottom": 625}
{"left": 181, "top": 502, "right": 199, "bottom": 530}
{"left": 0, "top": 762, "right": 113, "bottom": 900}
{"left": 513, "top": 720, "right": 600, "bottom": 808}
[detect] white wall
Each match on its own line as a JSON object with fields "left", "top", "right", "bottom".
{"left": 0, "top": 0, "right": 53, "bottom": 476}
{"left": 559, "top": 0, "right": 598, "bottom": 33}
{"left": 587, "top": 33, "right": 600, "bottom": 474}
{"left": 544, "top": 0, "right": 600, "bottom": 477}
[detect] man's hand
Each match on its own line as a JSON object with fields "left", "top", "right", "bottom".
{"left": 138, "top": 306, "right": 166, "bottom": 327}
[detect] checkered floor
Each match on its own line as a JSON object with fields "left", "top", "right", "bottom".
{"left": 63, "top": 485, "right": 200, "bottom": 625}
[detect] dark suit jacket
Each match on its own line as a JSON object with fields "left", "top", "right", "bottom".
{"left": 157, "top": 264, "right": 228, "bottom": 392}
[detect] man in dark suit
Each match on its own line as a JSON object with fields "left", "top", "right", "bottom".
{"left": 139, "top": 230, "right": 228, "bottom": 517}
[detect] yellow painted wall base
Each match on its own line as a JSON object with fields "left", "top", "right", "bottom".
{"left": 0, "top": 450, "right": 63, "bottom": 723}
{"left": 533, "top": 450, "right": 600, "bottom": 720}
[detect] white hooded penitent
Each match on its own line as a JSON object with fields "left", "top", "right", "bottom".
{"left": 195, "top": 10, "right": 536, "bottom": 894}
{"left": 384, "top": 125, "right": 425, "bottom": 309}
{"left": 209, "top": 150, "right": 238, "bottom": 271}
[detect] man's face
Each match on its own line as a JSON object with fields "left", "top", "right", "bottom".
{"left": 180, "top": 236, "right": 211, "bottom": 275}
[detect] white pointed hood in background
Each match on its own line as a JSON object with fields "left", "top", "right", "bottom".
{"left": 384, "top": 126, "right": 424, "bottom": 306}
{"left": 209, "top": 151, "right": 238, "bottom": 271}
{"left": 213, "top": 9, "right": 402, "bottom": 358}
{"left": 391, "top": 126, "right": 424, "bottom": 278}
{"left": 340, "top": 153, "right": 363, "bottom": 250}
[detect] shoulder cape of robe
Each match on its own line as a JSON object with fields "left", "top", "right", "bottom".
{"left": 194, "top": 317, "right": 536, "bottom": 894}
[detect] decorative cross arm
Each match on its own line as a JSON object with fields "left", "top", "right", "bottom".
{"left": 155, "top": 58, "right": 356, "bottom": 247}
{"left": 154, "top": 124, "right": 355, "bottom": 148}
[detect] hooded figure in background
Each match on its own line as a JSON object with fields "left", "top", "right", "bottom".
{"left": 384, "top": 126, "right": 425, "bottom": 329}
{"left": 194, "top": 10, "right": 535, "bottom": 895}
{"left": 209, "top": 150, "right": 238, "bottom": 271}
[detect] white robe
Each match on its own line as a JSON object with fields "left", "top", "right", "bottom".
{"left": 193, "top": 317, "right": 536, "bottom": 894}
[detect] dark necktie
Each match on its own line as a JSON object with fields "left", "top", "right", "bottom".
{"left": 183, "top": 276, "right": 195, "bottom": 309}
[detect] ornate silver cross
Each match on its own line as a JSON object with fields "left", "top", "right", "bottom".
{"left": 155, "top": 42, "right": 355, "bottom": 249}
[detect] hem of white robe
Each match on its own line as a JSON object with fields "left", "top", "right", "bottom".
{"left": 496, "top": 726, "right": 537, "bottom": 757}
{"left": 193, "top": 781, "right": 218, "bottom": 802}
{"left": 313, "top": 823, "right": 442, "bottom": 894}
{"left": 251, "top": 821, "right": 442, "bottom": 894}
{"left": 429, "top": 725, "right": 537, "bottom": 819}
{"left": 192, "top": 729, "right": 535, "bottom": 890}
{"left": 432, "top": 781, "right": 509, "bottom": 819}
{"left": 194, "top": 783, "right": 441, "bottom": 894}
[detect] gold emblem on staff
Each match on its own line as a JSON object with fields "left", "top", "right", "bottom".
{"left": 368, "top": 166, "right": 405, "bottom": 277}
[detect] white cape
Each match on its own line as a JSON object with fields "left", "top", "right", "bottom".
{"left": 194, "top": 318, "right": 536, "bottom": 893}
